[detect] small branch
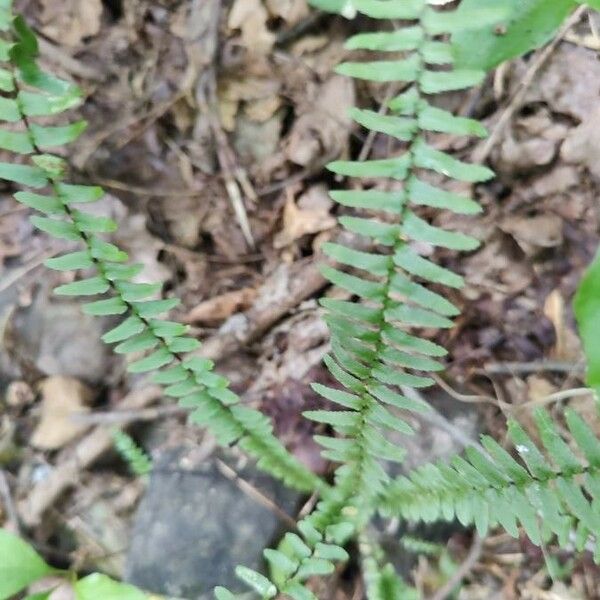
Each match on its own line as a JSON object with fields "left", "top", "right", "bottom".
{"left": 426, "top": 534, "right": 484, "bottom": 600}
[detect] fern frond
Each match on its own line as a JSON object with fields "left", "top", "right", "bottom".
{"left": 0, "top": 7, "right": 324, "bottom": 495}
{"left": 112, "top": 430, "right": 152, "bottom": 477}
{"left": 306, "top": 0, "right": 494, "bottom": 508}
{"left": 380, "top": 407, "right": 600, "bottom": 561}
{"left": 360, "top": 532, "right": 419, "bottom": 600}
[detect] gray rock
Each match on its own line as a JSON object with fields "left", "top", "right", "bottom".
{"left": 125, "top": 446, "right": 302, "bottom": 599}
{"left": 9, "top": 289, "right": 113, "bottom": 385}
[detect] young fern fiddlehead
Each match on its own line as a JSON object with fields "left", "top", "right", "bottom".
{"left": 0, "top": 5, "right": 325, "bottom": 496}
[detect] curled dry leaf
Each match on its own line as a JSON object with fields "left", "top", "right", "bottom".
{"left": 184, "top": 288, "right": 258, "bottom": 324}
{"left": 499, "top": 213, "right": 563, "bottom": 254}
{"left": 284, "top": 74, "right": 355, "bottom": 166}
{"left": 228, "top": 0, "right": 276, "bottom": 55}
{"left": 274, "top": 185, "right": 336, "bottom": 248}
{"left": 266, "top": 0, "right": 310, "bottom": 24}
{"left": 39, "top": 0, "right": 103, "bottom": 47}
{"left": 31, "top": 376, "right": 94, "bottom": 451}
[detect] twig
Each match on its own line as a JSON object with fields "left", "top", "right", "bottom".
{"left": 517, "top": 387, "right": 595, "bottom": 411}
{"left": 215, "top": 459, "right": 297, "bottom": 529}
{"left": 474, "top": 5, "right": 587, "bottom": 163}
{"left": 70, "top": 405, "right": 186, "bottom": 426}
{"left": 93, "top": 177, "right": 203, "bottom": 198}
{"left": 400, "top": 386, "right": 485, "bottom": 453}
{"left": 0, "top": 470, "right": 20, "bottom": 533}
{"left": 37, "top": 36, "right": 105, "bottom": 82}
{"left": 431, "top": 373, "right": 500, "bottom": 406}
{"left": 482, "top": 360, "right": 584, "bottom": 375}
{"left": 427, "top": 534, "right": 484, "bottom": 600}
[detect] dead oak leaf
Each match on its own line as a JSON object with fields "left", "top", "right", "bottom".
{"left": 32, "top": 376, "right": 94, "bottom": 450}
{"left": 274, "top": 185, "right": 336, "bottom": 248}
{"left": 183, "top": 288, "right": 257, "bottom": 324}
{"left": 40, "top": 0, "right": 103, "bottom": 47}
{"left": 228, "top": 0, "right": 275, "bottom": 54}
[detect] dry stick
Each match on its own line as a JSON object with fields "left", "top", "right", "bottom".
{"left": 0, "top": 469, "right": 20, "bottom": 534}
{"left": 18, "top": 386, "right": 163, "bottom": 527}
{"left": 474, "top": 5, "right": 587, "bottom": 164}
{"left": 482, "top": 360, "right": 585, "bottom": 375}
{"left": 215, "top": 459, "right": 297, "bottom": 529}
{"left": 426, "top": 534, "right": 484, "bottom": 600}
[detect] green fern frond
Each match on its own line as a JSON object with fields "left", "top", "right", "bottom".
{"left": 380, "top": 407, "right": 600, "bottom": 561}
{"left": 360, "top": 532, "right": 419, "bottom": 600}
{"left": 0, "top": 6, "right": 324, "bottom": 496}
{"left": 112, "top": 430, "right": 152, "bottom": 477}
{"left": 305, "top": 0, "right": 494, "bottom": 508}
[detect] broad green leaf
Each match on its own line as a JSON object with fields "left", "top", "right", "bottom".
{"left": 574, "top": 249, "right": 600, "bottom": 395}
{"left": 74, "top": 573, "right": 147, "bottom": 600}
{"left": 0, "top": 529, "right": 52, "bottom": 600}
{"left": 452, "top": 0, "right": 577, "bottom": 71}
{"left": 423, "top": 6, "right": 509, "bottom": 34}
{"left": 283, "top": 582, "right": 317, "bottom": 600}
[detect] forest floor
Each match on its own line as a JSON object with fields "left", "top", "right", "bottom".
{"left": 1, "top": 1, "right": 600, "bottom": 598}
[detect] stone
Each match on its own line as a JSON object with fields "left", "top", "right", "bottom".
{"left": 125, "top": 446, "right": 302, "bottom": 599}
